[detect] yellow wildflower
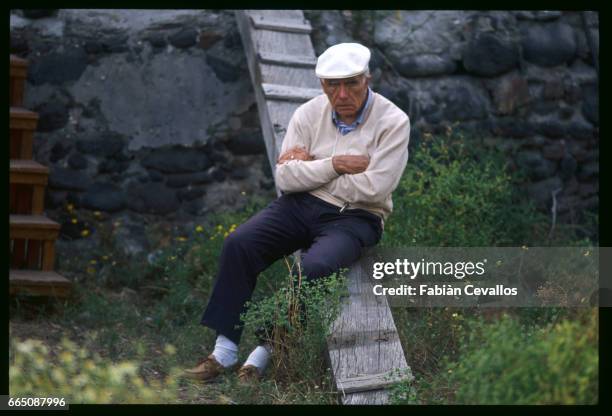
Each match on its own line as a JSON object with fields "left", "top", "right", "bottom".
{"left": 71, "top": 218, "right": 78, "bottom": 224}
{"left": 81, "top": 229, "right": 90, "bottom": 237}
{"left": 195, "top": 225, "right": 204, "bottom": 233}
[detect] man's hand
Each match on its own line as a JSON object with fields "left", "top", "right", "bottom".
{"left": 277, "top": 146, "right": 314, "bottom": 165}
{"left": 332, "top": 155, "right": 370, "bottom": 174}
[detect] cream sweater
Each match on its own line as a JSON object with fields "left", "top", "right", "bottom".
{"left": 275, "top": 92, "right": 410, "bottom": 223}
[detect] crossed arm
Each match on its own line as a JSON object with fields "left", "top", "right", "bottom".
{"left": 277, "top": 147, "right": 369, "bottom": 175}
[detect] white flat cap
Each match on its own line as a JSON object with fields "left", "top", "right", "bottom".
{"left": 315, "top": 43, "right": 371, "bottom": 79}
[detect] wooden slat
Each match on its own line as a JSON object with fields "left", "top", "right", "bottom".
{"left": 262, "top": 83, "right": 322, "bottom": 102}
{"left": 10, "top": 269, "right": 71, "bottom": 298}
{"left": 10, "top": 160, "right": 49, "bottom": 186}
{"left": 258, "top": 51, "right": 317, "bottom": 67}
{"left": 10, "top": 107, "right": 39, "bottom": 131}
{"left": 250, "top": 15, "right": 312, "bottom": 33}
{"left": 10, "top": 214, "right": 60, "bottom": 240}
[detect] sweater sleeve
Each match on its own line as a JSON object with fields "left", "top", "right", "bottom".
{"left": 331, "top": 115, "right": 410, "bottom": 204}
{"left": 275, "top": 107, "right": 340, "bottom": 193}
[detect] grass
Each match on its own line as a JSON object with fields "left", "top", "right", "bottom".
{"left": 9, "top": 132, "right": 599, "bottom": 404}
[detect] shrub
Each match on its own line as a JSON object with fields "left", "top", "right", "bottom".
{"left": 241, "top": 261, "right": 348, "bottom": 384}
{"left": 383, "top": 133, "right": 547, "bottom": 247}
{"left": 396, "top": 309, "right": 598, "bottom": 404}
{"left": 9, "top": 337, "right": 180, "bottom": 404}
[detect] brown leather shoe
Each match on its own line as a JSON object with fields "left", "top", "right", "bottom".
{"left": 237, "top": 364, "right": 261, "bottom": 384}
{"left": 183, "top": 354, "right": 236, "bottom": 382}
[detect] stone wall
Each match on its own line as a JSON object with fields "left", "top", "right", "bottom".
{"left": 10, "top": 9, "right": 277, "bottom": 260}
{"left": 10, "top": 10, "right": 599, "bottom": 262}
{"left": 308, "top": 10, "right": 599, "bottom": 224}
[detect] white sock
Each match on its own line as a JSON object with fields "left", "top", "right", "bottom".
{"left": 243, "top": 344, "right": 272, "bottom": 375}
{"left": 211, "top": 334, "right": 238, "bottom": 368}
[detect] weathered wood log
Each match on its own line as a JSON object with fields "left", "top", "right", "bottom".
{"left": 327, "top": 258, "right": 413, "bottom": 403}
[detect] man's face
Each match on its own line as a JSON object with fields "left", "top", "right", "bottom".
{"left": 321, "top": 74, "right": 369, "bottom": 120}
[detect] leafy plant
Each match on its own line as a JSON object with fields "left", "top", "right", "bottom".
{"left": 9, "top": 337, "right": 180, "bottom": 404}
{"left": 390, "top": 309, "right": 598, "bottom": 404}
{"left": 241, "top": 259, "right": 348, "bottom": 385}
{"left": 384, "top": 133, "right": 548, "bottom": 247}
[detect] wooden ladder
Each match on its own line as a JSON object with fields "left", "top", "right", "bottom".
{"left": 9, "top": 54, "right": 71, "bottom": 298}
{"left": 235, "top": 10, "right": 412, "bottom": 404}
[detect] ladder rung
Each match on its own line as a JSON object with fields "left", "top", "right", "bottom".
{"left": 251, "top": 16, "right": 312, "bottom": 33}
{"left": 262, "top": 83, "right": 321, "bottom": 102}
{"left": 258, "top": 51, "right": 317, "bottom": 68}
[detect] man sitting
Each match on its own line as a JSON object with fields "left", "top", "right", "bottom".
{"left": 184, "top": 42, "right": 411, "bottom": 383}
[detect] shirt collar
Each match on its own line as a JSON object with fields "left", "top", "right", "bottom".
{"left": 332, "top": 88, "right": 373, "bottom": 134}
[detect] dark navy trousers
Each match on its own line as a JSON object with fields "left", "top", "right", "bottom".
{"left": 200, "top": 192, "right": 383, "bottom": 344}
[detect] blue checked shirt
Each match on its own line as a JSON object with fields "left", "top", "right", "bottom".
{"left": 331, "top": 88, "right": 373, "bottom": 135}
